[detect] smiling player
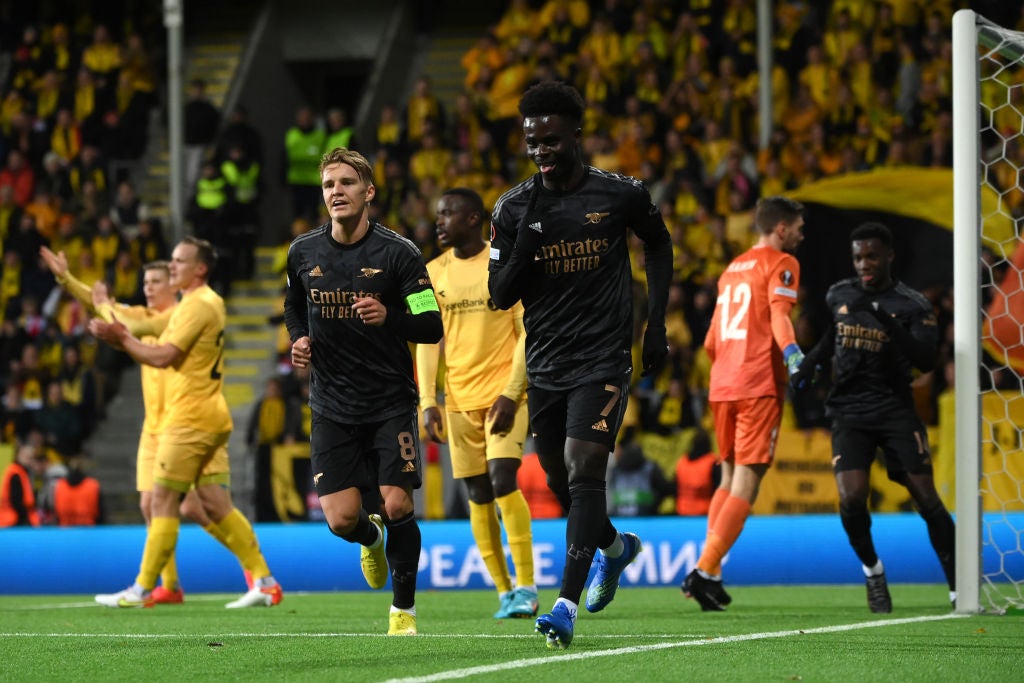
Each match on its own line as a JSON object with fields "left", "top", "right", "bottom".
{"left": 792, "top": 222, "right": 955, "bottom": 612}
{"left": 487, "top": 81, "right": 674, "bottom": 650}
{"left": 284, "top": 147, "right": 442, "bottom": 635}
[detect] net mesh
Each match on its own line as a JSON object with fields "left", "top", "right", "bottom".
{"left": 976, "top": 17, "right": 1024, "bottom": 614}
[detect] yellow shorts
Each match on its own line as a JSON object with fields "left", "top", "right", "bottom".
{"left": 446, "top": 402, "right": 529, "bottom": 479}
{"left": 136, "top": 430, "right": 159, "bottom": 492}
{"left": 155, "top": 425, "right": 231, "bottom": 492}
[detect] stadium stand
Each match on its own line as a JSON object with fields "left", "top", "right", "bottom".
{"left": 2, "top": 0, "right": 1006, "bottom": 522}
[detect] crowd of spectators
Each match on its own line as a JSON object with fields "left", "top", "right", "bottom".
{"left": 0, "top": 4, "right": 169, "bottom": 524}
{"left": 4, "top": 1, "right": 1021, "bottom": 524}
{"left": 318, "top": 0, "right": 1001, "bottom": 515}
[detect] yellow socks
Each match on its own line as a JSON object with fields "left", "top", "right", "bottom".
{"left": 216, "top": 508, "right": 272, "bottom": 581}
{"left": 495, "top": 490, "right": 535, "bottom": 588}
{"left": 203, "top": 521, "right": 229, "bottom": 547}
{"left": 137, "top": 516, "right": 180, "bottom": 591}
{"left": 469, "top": 500, "right": 512, "bottom": 594}
{"left": 159, "top": 549, "right": 179, "bottom": 591}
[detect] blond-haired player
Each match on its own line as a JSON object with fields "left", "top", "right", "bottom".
{"left": 88, "top": 237, "right": 282, "bottom": 608}
{"left": 40, "top": 246, "right": 248, "bottom": 604}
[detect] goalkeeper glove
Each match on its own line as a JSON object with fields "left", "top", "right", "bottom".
{"left": 789, "top": 356, "right": 821, "bottom": 392}
{"left": 783, "top": 343, "right": 804, "bottom": 379}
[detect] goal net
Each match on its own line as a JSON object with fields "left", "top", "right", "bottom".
{"left": 953, "top": 9, "right": 1024, "bottom": 615}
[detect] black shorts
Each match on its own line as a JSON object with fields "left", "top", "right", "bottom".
{"left": 830, "top": 414, "right": 932, "bottom": 478}
{"left": 527, "top": 378, "right": 630, "bottom": 454}
{"left": 310, "top": 411, "right": 423, "bottom": 497}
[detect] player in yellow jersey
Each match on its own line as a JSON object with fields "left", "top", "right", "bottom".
{"left": 416, "top": 188, "right": 538, "bottom": 619}
{"left": 40, "top": 246, "right": 248, "bottom": 604}
{"left": 89, "top": 236, "right": 282, "bottom": 608}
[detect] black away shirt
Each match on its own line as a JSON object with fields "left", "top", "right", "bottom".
{"left": 489, "top": 167, "right": 669, "bottom": 390}
{"left": 284, "top": 222, "right": 434, "bottom": 422}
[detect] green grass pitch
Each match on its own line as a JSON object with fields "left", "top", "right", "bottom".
{"left": 1, "top": 585, "right": 1020, "bottom": 682}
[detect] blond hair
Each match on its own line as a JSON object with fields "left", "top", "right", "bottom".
{"left": 319, "top": 147, "right": 374, "bottom": 186}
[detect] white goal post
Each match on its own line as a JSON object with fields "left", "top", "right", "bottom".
{"left": 953, "top": 9, "right": 1024, "bottom": 615}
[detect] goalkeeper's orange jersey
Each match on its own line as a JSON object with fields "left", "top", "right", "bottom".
{"left": 160, "top": 285, "right": 232, "bottom": 433}
{"left": 705, "top": 244, "right": 799, "bottom": 402}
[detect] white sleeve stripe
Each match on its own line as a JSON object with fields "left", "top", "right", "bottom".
{"left": 774, "top": 286, "right": 798, "bottom": 299}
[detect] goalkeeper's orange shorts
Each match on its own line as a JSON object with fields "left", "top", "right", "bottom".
{"left": 711, "top": 395, "right": 784, "bottom": 466}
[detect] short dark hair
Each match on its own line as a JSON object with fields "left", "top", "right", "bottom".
{"left": 441, "top": 187, "right": 485, "bottom": 219}
{"left": 850, "top": 221, "right": 893, "bottom": 248}
{"left": 518, "top": 81, "right": 585, "bottom": 124}
{"left": 753, "top": 196, "right": 804, "bottom": 235}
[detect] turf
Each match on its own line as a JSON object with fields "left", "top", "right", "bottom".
{"left": 1, "top": 585, "right": 1019, "bottom": 682}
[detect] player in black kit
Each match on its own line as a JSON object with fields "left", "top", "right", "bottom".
{"left": 793, "top": 222, "right": 955, "bottom": 613}
{"left": 488, "top": 81, "right": 673, "bottom": 649}
{"left": 284, "top": 147, "right": 442, "bottom": 635}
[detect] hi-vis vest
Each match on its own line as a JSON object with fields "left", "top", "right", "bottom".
{"left": 54, "top": 476, "right": 101, "bottom": 526}
{"left": 195, "top": 176, "right": 227, "bottom": 210}
{"left": 325, "top": 127, "right": 353, "bottom": 152}
{"left": 221, "top": 161, "right": 260, "bottom": 204}
{"left": 0, "top": 463, "right": 40, "bottom": 527}
{"left": 285, "top": 127, "right": 326, "bottom": 186}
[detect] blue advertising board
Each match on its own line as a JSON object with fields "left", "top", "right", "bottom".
{"left": 1, "top": 513, "right": 1020, "bottom": 594}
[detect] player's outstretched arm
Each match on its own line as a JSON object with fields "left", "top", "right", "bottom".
{"left": 40, "top": 246, "right": 94, "bottom": 311}
{"left": 790, "top": 324, "right": 835, "bottom": 392}
{"left": 89, "top": 314, "right": 183, "bottom": 368}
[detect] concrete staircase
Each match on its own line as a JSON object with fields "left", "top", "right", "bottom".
{"left": 222, "top": 246, "right": 284, "bottom": 508}
{"left": 88, "top": 365, "right": 147, "bottom": 523}
{"left": 414, "top": 4, "right": 503, "bottom": 113}
{"left": 140, "top": 5, "right": 254, "bottom": 224}
{"left": 222, "top": 247, "right": 283, "bottom": 414}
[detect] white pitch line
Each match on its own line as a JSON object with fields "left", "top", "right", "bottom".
{"left": 0, "top": 632, "right": 702, "bottom": 640}
{"left": 380, "top": 613, "right": 971, "bottom": 683}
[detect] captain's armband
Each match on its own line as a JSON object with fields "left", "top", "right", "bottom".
{"left": 406, "top": 289, "right": 440, "bottom": 314}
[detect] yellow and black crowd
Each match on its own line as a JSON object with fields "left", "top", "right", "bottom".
{"left": 3, "top": 1, "right": 1017, "bottom": 526}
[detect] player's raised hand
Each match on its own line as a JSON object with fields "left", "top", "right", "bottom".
{"left": 513, "top": 174, "right": 544, "bottom": 253}
{"left": 89, "top": 312, "right": 129, "bottom": 349}
{"left": 39, "top": 246, "right": 68, "bottom": 277}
